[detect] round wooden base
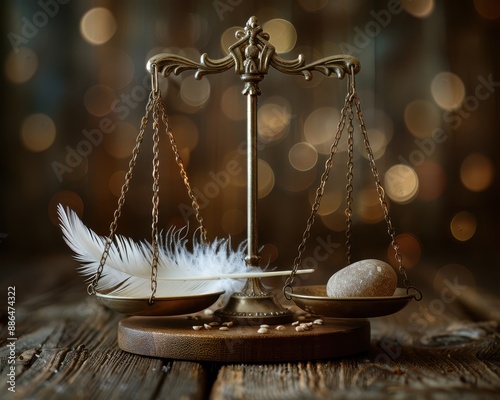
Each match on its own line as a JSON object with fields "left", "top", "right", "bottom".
{"left": 118, "top": 316, "right": 370, "bottom": 362}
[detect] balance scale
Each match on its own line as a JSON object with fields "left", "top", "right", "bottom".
{"left": 67, "top": 16, "right": 422, "bottom": 362}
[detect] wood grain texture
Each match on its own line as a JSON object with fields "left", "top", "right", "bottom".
{"left": 0, "top": 256, "right": 499, "bottom": 399}
{"left": 118, "top": 316, "right": 370, "bottom": 362}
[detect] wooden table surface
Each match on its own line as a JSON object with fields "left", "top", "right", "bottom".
{"left": 1, "top": 255, "right": 499, "bottom": 399}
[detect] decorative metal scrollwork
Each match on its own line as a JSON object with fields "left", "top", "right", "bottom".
{"left": 147, "top": 16, "right": 360, "bottom": 81}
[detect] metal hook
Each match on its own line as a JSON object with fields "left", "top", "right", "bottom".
{"left": 151, "top": 63, "right": 159, "bottom": 95}
{"left": 283, "top": 284, "right": 293, "bottom": 301}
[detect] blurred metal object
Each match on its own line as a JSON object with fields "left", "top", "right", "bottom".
{"left": 147, "top": 16, "right": 360, "bottom": 324}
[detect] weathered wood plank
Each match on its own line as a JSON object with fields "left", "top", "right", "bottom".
{"left": 0, "top": 259, "right": 210, "bottom": 399}
{"left": 209, "top": 292, "right": 500, "bottom": 400}
{"left": 2, "top": 256, "right": 500, "bottom": 399}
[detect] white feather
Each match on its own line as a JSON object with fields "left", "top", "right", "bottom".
{"left": 57, "top": 205, "right": 261, "bottom": 298}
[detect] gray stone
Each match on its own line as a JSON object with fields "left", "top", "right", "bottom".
{"left": 326, "top": 259, "right": 397, "bottom": 298}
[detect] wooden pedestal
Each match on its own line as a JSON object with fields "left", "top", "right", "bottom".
{"left": 118, "top": 316, "right": 370, "bottom": 362}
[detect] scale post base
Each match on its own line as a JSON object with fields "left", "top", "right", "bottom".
{"left": 213, "top": 278, "right": 293, "bottom": 325}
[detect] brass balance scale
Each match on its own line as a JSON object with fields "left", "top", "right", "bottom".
{"left": 76, "top": 16, "right": 422, "bottom": 362}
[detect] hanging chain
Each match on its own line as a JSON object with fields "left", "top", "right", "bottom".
{"left": 284, "top": 65, "right": 422, "bottom": 301}
{"left": 350, "top": 67, "right": 422, "bottom": 300}
{"left": 283, "top": 80, "right": 355, "bottom": 298}
{"left": 344, "top": 100, "right": 355, "bottom": 265}
{"left": 158, "top": 101, "right": 208, "bottom": 243}
{"left": 149, "top": 92, "right": 162, "bottom": 304}
{"left": 88, "top": 92, "right": 155, "bottom": 296}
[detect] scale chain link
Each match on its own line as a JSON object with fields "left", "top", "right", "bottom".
{"left": 284, "top": 83, "right": 354, "bottom": 294}
{"left": 344, "top": 98, "right": 355, "bottom": 265}
{"left": 158, "top": 101, "right": 209, "bottom": 244}
{"left": 285, "top": 67, "right": 421, "bottom": 301}
{"left": 88, "top": 93, "right": 155, "bottom": 295}
{"left": 352, "top": 91, "right": 419, "bottom": 297}
{"left": 149, "top": 93, "right": 162, "bottom": 304}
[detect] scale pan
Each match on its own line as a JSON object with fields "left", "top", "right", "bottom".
{"left": 96, "top": 291, "right": 224, "bottom": 316}
{"left": 288, "top": 286, "right": 414, "bottom": 318}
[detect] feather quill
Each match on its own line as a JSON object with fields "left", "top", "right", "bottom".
{"left": 57, "top": 205, "right": 261, "bottom": 298}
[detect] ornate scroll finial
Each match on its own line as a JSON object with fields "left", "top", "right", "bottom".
{"left": 147, "top": 16, "right": 360, "bottom": 82}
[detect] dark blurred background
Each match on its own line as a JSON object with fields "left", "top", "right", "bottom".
{"left": 1, "top": 0, "right": 499, "bottom": 294}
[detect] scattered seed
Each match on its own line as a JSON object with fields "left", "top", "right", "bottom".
{"left": 209, "top": 322, "right": 219, "bottom": 327}
{"left": 257, "top": 327, "right": 269, "bottom": 334}
{"left": 219, "top": 326, "right": 229, "bottom": 331}
{"left": 275, "top": 325, "right": 286, "bottom": 331}
{"left": 295, "top": 326, "right": 305, "bottom": 332}
{"left": 306, "top": 322, "right": 313, "bottom": 327}
{"left": 222, "top": 321, "right": 234, "bottom": 327}
{"left": 260, "top": 324, "right": 270, "bottom": 329}
{"left": 313, "top": 319, "right": 324, "bottom": 325}
{"left": 203, "top": 324, "right": 212, "bottom": 330}
{"left": 204, "top": 309, "right": 214, "bottom": 315}
{"left": 305, "top": 313, "right": 312, "bottom": 318}
{"left": 297, "top": 316, "right": 306, "bottom": 321}
{"left": 299, "top": 323, "right": 310, "bottom": 331}
{"left": 192, "top": 326, "right": 203, "bottom": 330}
{"left": 292, "top": 321, "right": 300, "bottom": 326}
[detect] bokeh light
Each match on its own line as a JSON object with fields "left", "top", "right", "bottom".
{"left": 258, "top": 159, "right": 275, "bottom": 198}
{"left": 358, "top": 186, "right": 385, "bottom": 224}
{"left": 298, "top": 0, "right": 329, "bottom": 12}
{"left": 309, "top": 188, "right": 342, "bottom": 216}
{"left": 320, "top": 211, "right": 347, "bottom": 232}
{"left": 360, "top": 128, "right": 388, "bottom": 160}
{"left": 289, "top": 142, "right": 318, "bottom": 171}
{"left": 180, "top": 75, "right": 211, "bottom": 107}
{"left": 460, "top": 153, "right": 494, "bottom": 192}
{"left": 431, "top": 72, "right": 465, "bottom": 111}
{"left": 304, "top": 107, "right": 341, "bottom": 155}
{"left": 108, "top": 170, "right": 126, "bottom": 197}
{"left": 84, "top": 84, "right": 116, "bottom": 116}
{"left": 473, "top": 0, "right": 500, "bottom": 20}
{"left": 450, "top": 211, "right": 477, "bottom": 241}
{"left": 5, "top": 48, "right": 38, "bottom": 84}
{"left": 415, "top": 161, "right": 446, "bottom": 201}
{"left": 221, "top": 26, "right": 242, "bottom": 55}
{"left": 20, "top": 113, "right": 56, "bottom": 152}
{"left": 48, "top": 190, "right": 84, "bottom": 226}
{"left": 384, "top": 164, "right": 419, "bottom": 204}
{"left": 258, "top": 97, "right": 292, "bottom": 143}
{"left": 80, "top": 7, "right": 117, "bottom": 45}
{"left": 387, "top": 233, "right": 422, "bottom": 269}
{"left": 433, "top": 264, "right": 476, "bottom": 293}
{"left": 98, "top": 48, "right": 135, "bottom": 90}
{"left": 169, "top": 115, "right": 199, "bottom": 151}
{"left": 401, "top": 0, "right": 434, "bottom": 18}
{"left": 404, "top": 100, "right": 441, "bottom": 138}
{"left": 262, "top": 19, "right": 297, "bottom": 54}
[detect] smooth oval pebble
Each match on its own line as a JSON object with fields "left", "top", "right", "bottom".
{"left": 326, "top": 259, "right": 397, "bottom": 298}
